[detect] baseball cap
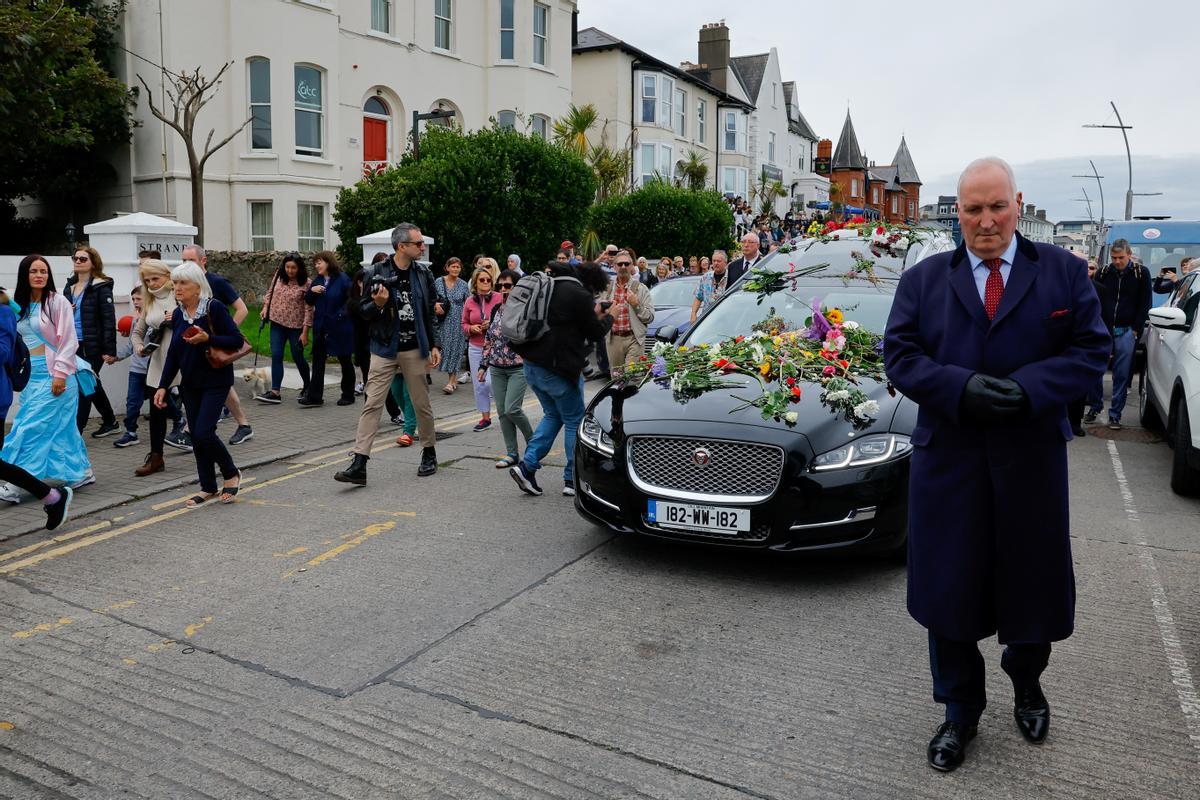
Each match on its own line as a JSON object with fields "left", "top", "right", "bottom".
{"left": 560, "top": 239, "right": 574, "bottom": 249}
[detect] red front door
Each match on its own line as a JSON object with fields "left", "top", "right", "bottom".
{"left": 363, "top": 117, "right": 387, "bottom": 166}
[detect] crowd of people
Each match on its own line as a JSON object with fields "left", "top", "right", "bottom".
{"left": 0, "top": 225, "right": 708, "bottom": 528}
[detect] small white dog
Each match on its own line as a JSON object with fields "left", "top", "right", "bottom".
{"left": 242, "top": 367, "right": 269, "bottom": 397}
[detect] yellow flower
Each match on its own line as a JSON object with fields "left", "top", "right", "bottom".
{"left": 759, "top": 362, "right": 772, "bottom": 376}
{"left": 826, "top": 309, "right": 844, "bottom": 325}
{"left": 678, "top": 346, "right": 688, "bottom": 352}
{"left": 801, "top": 350, "right": 814, "bottom": 358}
{"left": 773, "top": 336, "right": 783, "bottom": 346}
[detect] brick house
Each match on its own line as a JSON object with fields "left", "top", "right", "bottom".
{"left": 818, "top": 112, "right": 921, "bottom": 223}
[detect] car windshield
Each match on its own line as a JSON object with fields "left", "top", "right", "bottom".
{"left": 650, "top": 277, "right": 701, "bottom": 306}
{"left": 687, "top": 287, "right": 897, "bottom": 345}
{"left": 1130, "top": 243, "right": 1200, "bottom": 273}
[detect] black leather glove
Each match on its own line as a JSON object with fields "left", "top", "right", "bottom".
{"left": 960, "top": 374, "right": 1028, "bottom": 424}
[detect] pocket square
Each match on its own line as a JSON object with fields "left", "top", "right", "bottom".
{"left": 1049, "top": 308, "right": 1071, "bottom": 318}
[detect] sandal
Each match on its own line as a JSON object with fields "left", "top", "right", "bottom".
{"left": 395, "top": 433, "right": 414, "bottom": 447}
{"left": 442, "top": 382, "right": 457, "bottom": 394}
{"left": 495, "top": 455, "right": 518, "bottom": 468}
{"left": 220, "top": 471, "right": 242, "bottom": 505}
{"left": 186, "top": 492, "right": 217, "bottom": 508}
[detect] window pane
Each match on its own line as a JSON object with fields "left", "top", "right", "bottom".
{"left": 501, "top": 30, "right": 514, "bottom": 59}
{"left": 250, "top": 202, "right": 274, "bottom": 250}
{"left": 641, "top": 75, "right": 656, "bottom": 123}
{"left": 363, "top": 97, "right": 388, "bottom": 116}
{"left": 640, "top": 143, "right": 656, "bottom": 185}
{"left": 435, "top": 0, "right": 450, "bottom": 17}
{"left": 497, "top": 110, "right": 516, "bottom": 129}
{"left": 659, "top": 145, "right": 672, "bottom": 180}
{"left": 500, "top": 0, "right": 513, "bottom": 27}
{"left": 295, "top": 109, "right": 321, "bottom": 153}
{"left": 533, "top": 36, "right": 545, "bottom": 65}
{"left": 532, "top": 115, "right": 548, "bottom": 139}
{"left": 297, "top": 204, "right": 325, "bottom": 250}
{"left": 372, "top": 0, "right": 390, "bottom": 32}
{"left": 249, "top": 59, "right": 270, "bottom": 103}
{"left": 294, "top": 66, "right": 321, "bottom": 110}
{"left": 533, "top": 4, "right": 547, "bottom": 35}
{"left": 251, "top": 105, "right": 272, "bottom": 149}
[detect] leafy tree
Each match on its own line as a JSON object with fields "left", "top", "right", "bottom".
{"left": 333, "top": 125, "right": 596, "bottom": 272}
{"left": 0, "top": 1, "right": 133, "bottom": 226}
{"left": 137, "top": 62, "right": 250, "bottom": 245}
{"left": 749, "top": 172, "right": 786, "bottom": 217}
{"left": 588, "top": 182, "right": 734, "bottom": 261}
{"left": 552, "top": 103, "right": 598, "bottom": 158}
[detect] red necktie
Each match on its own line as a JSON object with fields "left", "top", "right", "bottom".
{"left": 983, "top": 258, "right": 1005, "bottom": 320}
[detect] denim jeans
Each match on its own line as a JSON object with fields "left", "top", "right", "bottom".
{"left": 522, "top": 362, "right": 584, "bottom": 483}
{"left": 1087, "top": 328, "right": 1134, "bottom": 421}
{"left": 124, "top": 370, "right": 148, "bottom": 432}
{"left": 269, "top": 322, "right": 310, "bottom": 393}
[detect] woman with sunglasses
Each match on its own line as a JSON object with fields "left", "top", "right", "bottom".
{"left": 477, "top": 269, "right": 532, "bottom": 467}
{"left": 461, "top": 267, "right": 504, "bottom": 431}
{"left": 257, "top": 253, "right": 314, "bottom": 404}
{"left": 65, "top": 246, "right": 120, "bottom": 437}
{"left": 0, "top": 256, "right": 94, "bottom": 505}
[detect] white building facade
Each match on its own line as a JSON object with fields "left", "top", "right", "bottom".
{"left": 1018, "top": 203, "right": 1055, "bottom": 244}
{"left": 110, "top": 0, "right": 577, "bottom": 251}
{"left": 571, "top": 27, "right": 754, "bottom": 195}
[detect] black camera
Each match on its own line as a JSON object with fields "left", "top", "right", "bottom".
{"left": 368, "top": 272, "right": 402, "bottom": 294}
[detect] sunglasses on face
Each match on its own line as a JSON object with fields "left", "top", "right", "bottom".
{"left": 497, "top": 282, "right": 514, "bottom": 289}
{"left": 404, "top": 239, "right": 425, "bottom": 247}
{"left": 477, "top": 276, "right": 492, "bottom": 282}
{"left": 615, "top": 261, "right": 632, "bottom": 267}
{"left": 73, "top": 255, "right": 90, "bottom": 262}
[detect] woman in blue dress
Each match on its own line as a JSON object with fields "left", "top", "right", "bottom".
{"left": 0, "top": 255, "right": 94, "bottom": 504}
{"left": 433, "top": 256, "right": 469, "bottom": 394}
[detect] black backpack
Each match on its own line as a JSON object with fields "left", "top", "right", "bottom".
{"left": 5, "top": 326, "right": 30, "bottom": 393}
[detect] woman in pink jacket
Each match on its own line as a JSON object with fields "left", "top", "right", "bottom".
{"left": 461, "top": 266, "right": 504, "bottom": 432}
{"left": 0, "top": 256, "right": 94, "bottom": 504}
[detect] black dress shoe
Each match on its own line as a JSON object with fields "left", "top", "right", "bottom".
{"left": 927, "top": 721, "right": 977, "bottom": 772}
{"left": 1014, "top": 685, "right": 1050, "bottom": 743}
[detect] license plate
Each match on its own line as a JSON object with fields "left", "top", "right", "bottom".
{"left": 647, "top": 499, "right": 750, "bottom": 535}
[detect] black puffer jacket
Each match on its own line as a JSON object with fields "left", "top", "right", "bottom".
{"left": 64, "top": 274, "right": 117, "bottom": 360}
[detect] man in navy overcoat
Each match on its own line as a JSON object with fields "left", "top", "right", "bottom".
{"left": 884, "top": 157, "right": 1110, "bottom": 772}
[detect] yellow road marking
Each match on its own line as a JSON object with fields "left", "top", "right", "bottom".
{"left": 183, "top": 616, "right": 213, "bottom": 637}
{"left": 0, "top": 507, "right": 192, "bottom": 575}
{"left": 0, "top": 722, "right": 14, "bottom": 731}
{"left": 11, "top": 617, "right": 72, "bottom": 639}
{"left": 0, "top": 519, "right": 113, "bottom": 563}
{"left": 248, "top": 498, "right": 416, "bottom": 517}
{"left": 146, "top": 639, "right": 175, "bottom": 653}
{"left": 121, "top": 658, "right": 138, "bottom": 666}
{"left": 272, "top": 546, "right": 309, "bottom": 558}
{"left": 283, "top": 521, "right": 396, "bottom": 578}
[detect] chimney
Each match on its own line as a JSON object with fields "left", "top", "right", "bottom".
{"left": 817, "top": 139, "right": 832, "bottom": 160}
{"left": 571, "top": 10, "right": 578, "bottom": 48}
{"left": 697, "top": 22, "right": 731, "bottom": 92}
{"left": 1036, "top": 209, "right": 1047, "bottom": 221}
{"left": 1025, "top": 203, "right": 1035, "bottom": 217}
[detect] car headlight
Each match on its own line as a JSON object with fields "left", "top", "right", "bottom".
{"left": 810, "top": 433, "right": 912, "bottom": 471}
{"left": 579, "top": 415, "right": 616, "bottom": 456}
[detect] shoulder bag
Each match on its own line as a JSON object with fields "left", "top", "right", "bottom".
{"left": 203, "top": 307, "right": 252, "bottom": 369}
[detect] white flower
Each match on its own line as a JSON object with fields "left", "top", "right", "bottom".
{"left": 750, "top": 343, "right": 765, "bottom": 364}
{"left": 826, "top": 390, "right": 851, "bottom": 403}
{"left": 784, "top": 411, "right": 799, "bottom": 424}
{"left": 651, "top": 341, "right": 670, "bottom": 356}
{"left": 842, "top": 320, "right": 861, "bottom": 331}
{"left": 853, "top": 400, "right": 881, "bottom": 419}
{"left": 750, "top": 330, "right": 768, "bottom": 340}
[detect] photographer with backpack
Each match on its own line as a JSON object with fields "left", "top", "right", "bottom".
{"left": 506, "top": 260, "right": 612, "bottom": 497}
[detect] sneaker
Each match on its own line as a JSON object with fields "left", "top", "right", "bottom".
{"left": 229, "top": 425, "right": 254, "bottom": 445}
{"left": 255, "top": 390, "right": 282, "bottom": 404}
{"left": 297, "top": 396, "right": 324, "bottom": 407}
{"left": 164, "top": 429, "right": 193, "bottom": 451}
{"left": 219, "top": 407, "right": 232, "bottom": 423}
{"left": 562, "top": 483, "right": 576, "bottom": 497}
{"left": 44, "top": 487, "right": 73, "bottom": 531}
{"left": 509, "top": 462, "right": 543, "bottom": 496}
{"left": 473, "top": 418, "right": 492, "bottom": 432}
{"left": 72, "top": 471, "right": 96, "bottom": 489}
{"left": 354, "top": 381, "right": 364, "bottom": 396}
{"left": 390, "top": 414, "right": 405, "bottom": 427}
{"left": 0, "top": 482, "right": 20, "bottom": 505}
{"left": 91, "top": 420, "right": 121, "bottom": 438}
{"left": 457, "top": 371, "right": 470, "bottom": 384}
{"left": 113, "top": 430, "right": 139, "bottom": 448}
{"left": 1108, "top": 419, "right": 1122, "bottom": 431}
{"left": 1083, "top": 410, "right": 1100, "bottom": 424}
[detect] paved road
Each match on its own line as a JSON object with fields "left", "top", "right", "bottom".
{"left": 1, "top": 398, "right": 1198, "bottom": 798}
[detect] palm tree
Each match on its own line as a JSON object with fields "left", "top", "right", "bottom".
{"left": 677, "top": 150, "right": 708, "bottom": 191}
{"left": 552, "top": 103, "right": 599, "bottom": 158}
{"left": 750, "top": 172, "right": 786, "bottom": 216}
{"left": 589, "top": 143, "right": 631, "bottom": 203}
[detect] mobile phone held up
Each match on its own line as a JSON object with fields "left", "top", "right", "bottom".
{"left": 599, "top": 300, "right": 614, "bottom": 313}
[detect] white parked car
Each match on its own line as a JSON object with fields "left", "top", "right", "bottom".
{"left": 1139, "top": 270, "right": 1200, "bottom": 495}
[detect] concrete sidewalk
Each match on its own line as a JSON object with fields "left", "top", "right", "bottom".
{"left": 0, "top": 367, "right": 489, "bottom": 541}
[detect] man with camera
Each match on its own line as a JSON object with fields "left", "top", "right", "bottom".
{"left": 335, "top": 223, "right": 441, "bottom": 484}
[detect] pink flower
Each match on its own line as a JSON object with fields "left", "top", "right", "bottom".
{"left": 823, "top": 365, "right": 836, "bottom": 376}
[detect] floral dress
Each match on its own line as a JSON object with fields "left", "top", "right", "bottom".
{"left": 435, "top": 276, "right": 469, "bottom": 375}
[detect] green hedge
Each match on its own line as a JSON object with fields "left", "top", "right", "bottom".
{"left": 588, "top": 182, "right": 735, "bottom": 260}
{"left": 333, "top": 125, "right": 596, "bottom": 274}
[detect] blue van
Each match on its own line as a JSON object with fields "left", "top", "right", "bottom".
{"left": 1102, "top": 220, "right": 1200, "bottom": 304}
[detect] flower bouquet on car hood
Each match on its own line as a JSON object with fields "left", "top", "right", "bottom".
{"left": 617, "top": 301, "right": 889, "bottom": 428}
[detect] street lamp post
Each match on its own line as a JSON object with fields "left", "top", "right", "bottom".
{"left": 65, "top": 222, "right": 76, "bottom": 251}
{"left": 411, "top": 108, "right": 457, "bottom": 161}
{"left": 1083, "top": 101, "right": 1134, "bottom": 220}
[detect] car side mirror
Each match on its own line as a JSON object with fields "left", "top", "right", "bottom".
{"left": 1149, "top": 307, "right": 1189, "bottom": 332}
{"left": 655, "top": 325, "right": 679, "bottom": 343}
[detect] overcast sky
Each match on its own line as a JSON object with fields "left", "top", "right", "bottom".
{"left": 578, "top": 0, "right": 1200, "bottom": 222}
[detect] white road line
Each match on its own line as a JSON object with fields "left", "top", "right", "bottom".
{"left": 1106, "top": 439, "right": 1200, "bottom": 755}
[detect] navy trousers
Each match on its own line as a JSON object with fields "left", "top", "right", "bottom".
{"left": 179, "top": 386, "right": 239, "bottom": 493}
{"left": 928, "top": 632, "right": 1051, "bottom": 725}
